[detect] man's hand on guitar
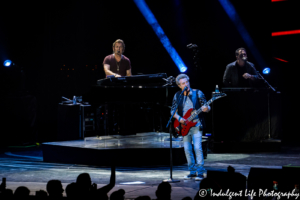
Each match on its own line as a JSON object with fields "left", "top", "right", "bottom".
{"left": 201, "top": 106, "right": 210, "bottom": 113}
{"left": 178, "top": 117, "right": 186, "bottom": 125}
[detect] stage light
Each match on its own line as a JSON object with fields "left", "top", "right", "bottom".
{"left": 274, "top": 57, "right": 288, "bottom": 63}
{"left": 263, "top": 68, "right": 270, "bottom": 74}
{"left": 272, "top": 29, "right": 300, "bottom": 36}
{"left": 180, "top": 66, "right": 187, "bottom": 72}
{"left": 120, "top": 181, "right": 145, "bottom": 185}
{"left": 134, "top": 0, "right": 188, "bottom": 73}
{"left": 3, "top": 60, "right": 12, "bottom": 67}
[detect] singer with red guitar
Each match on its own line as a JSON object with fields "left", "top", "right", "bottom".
{"left": 171, "top": 74, "right": 210, "bottom": 181}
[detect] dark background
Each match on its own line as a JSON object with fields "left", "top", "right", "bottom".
{"left": 0, "top": 0, "right": 298, "bottom": 145}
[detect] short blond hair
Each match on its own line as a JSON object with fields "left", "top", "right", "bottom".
{"left": 175, "top": 74, "right": 189, "bottom": 85}
{"left": 112, "top": 39, "right": 125, "bottom": 52}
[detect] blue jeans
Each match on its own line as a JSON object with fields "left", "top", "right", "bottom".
{"left": 183, "top": 126, "right": 206, "bottom": 175}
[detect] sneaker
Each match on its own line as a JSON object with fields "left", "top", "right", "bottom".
{"left": 195, "top": 174, "right": 204, "bottom": 181}
{"left": 184, "top": 174, "right": 197, "bottom": 179}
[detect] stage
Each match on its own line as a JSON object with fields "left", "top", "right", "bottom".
{"left": 1, "top": 0, "right": 298, "bottom": 198}
{"left": 42, "top": 132, "right": 209, "bottom": 166}
{"left": 1, "top": 142, "right": 300, "bottom": 199}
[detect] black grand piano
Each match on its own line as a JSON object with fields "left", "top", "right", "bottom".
{"left": 83, "top": 73, "right": 178, "bottom": 136}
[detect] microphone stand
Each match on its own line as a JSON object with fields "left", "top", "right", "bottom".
{"left": 256, "top": 71, "right": 276, "bottom": 92}
{"left": 164, "top": 87, "right": 186, "bottom": 183}
{"left": 246, "top": 61, "right": 276, "bottom": 92}
{"left": 187, "top": 43, "right": 199, "bottom": 68}
{"left": 255, "top": 71, "right": 277, "bottom": 140}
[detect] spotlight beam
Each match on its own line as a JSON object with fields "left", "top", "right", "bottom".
{"left": 134, "top": 0, "right": 187, "bottom": 72}
{"left": 218, "top": 0, "right": 267, "bottom": 70}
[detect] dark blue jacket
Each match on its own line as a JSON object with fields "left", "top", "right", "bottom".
{"left": 223, "top": 61, "right": 258, "bottom": 87}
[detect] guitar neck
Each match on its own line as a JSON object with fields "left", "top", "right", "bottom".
{"left": 187, "top": 99, "right": 214, "bottom": 121}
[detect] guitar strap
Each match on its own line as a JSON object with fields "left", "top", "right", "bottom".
{"left": 175, "top": 91, "right": 183, "bottom": 117}
{"left": 176, "top": 89, "right": 201, "bottom": 117}
{"left": 192, "top": 89, "right": 201, "bottom": 111}
{"left": 192, "top": 89, "right": 204, "bottom": 131}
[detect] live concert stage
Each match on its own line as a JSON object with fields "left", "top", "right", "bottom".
{"left": 2, "top": 144, "right": 300, "bottom": 199}
{"left": 42, "top": 132, "right": 208, "bottom": 167}
{"left": 1, "top": 0, "right": 299, "bottom": 198}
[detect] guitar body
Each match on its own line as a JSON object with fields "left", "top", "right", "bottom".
{"left": 173, "top": 108, "right": 197, "bottom": 136}
{"left": 172, "top": 92, "right": 226, "bottom": 137}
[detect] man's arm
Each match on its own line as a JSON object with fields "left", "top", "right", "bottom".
{"left": 126, "top": 59, "right": 132, "bottom": 76}
{"left": 126, "top": 68, "right": 132, "bottom": 76}
{"left": 242, "top": 73, "right": 258, "bottom": 80}
{"left": 171, "top": 94, "right": 186, "bottom": 124}
{"left": 249, "top": 63, "right": 259, "bottom": 80}
{"left": 103, "top": 64, "right": 121, "bottom": 77}
{"left": 97, "top": 165, "right": 115, "bottom": 194}
{"left": 173, "top": 112, "right": 186, "bottom": 124}
{"left": 243, "top": 63, "right": 259, "bottom": 80}
{"left": 198, "top": 90, "right": 210, "bottom": 112}
{"left": 223, "top": 65, "right": 232, "bottom": 86}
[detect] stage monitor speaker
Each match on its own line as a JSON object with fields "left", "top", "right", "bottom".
{"left": 282, "top": 165, "right": 300, "bottom": 193}
{"left": 207, "top": 169, "right": 246, "bottom": 193}
{"left": 248, "top": 168, "right": 283, "bottom": 194}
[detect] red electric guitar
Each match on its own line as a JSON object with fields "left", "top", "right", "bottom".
{"left": 173, "top": 92, "right": 226, "bottom": 136}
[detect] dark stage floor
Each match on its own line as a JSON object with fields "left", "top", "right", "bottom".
{"left": 1, "top": 143, "right": 300, "bottom": 199}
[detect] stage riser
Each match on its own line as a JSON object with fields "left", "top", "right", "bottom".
{"left": 42, "top": 144, "right": 187, "bottom": 166}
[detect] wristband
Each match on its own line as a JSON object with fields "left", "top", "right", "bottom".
{"left": 178, "top": 116, "right": 182, "bottom": 121}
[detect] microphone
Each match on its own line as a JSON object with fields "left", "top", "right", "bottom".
{"left": 246, "top": 61, "right": 256, "bottom": 70}
{"left": 179, "top": 86, "right": 188, "bottom": 96}
{"left": 242, "top": 56, "right": 248, "bottom": 61}
{"left": 187, "top": 44, "right": 198, "bottom": 49}
{"left": 187, "top": 43, "right": 193, "bottom": 48}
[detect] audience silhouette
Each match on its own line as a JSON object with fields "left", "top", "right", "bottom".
{"left": 135, "top": 195, "right": 151, "bottom": 200}
{"left": 14, "top": 186, "right": 30, "bottom": 197}
{"left": 65, "top": 182, "right": 78, "bottom": 198}
{"left": 1, "top": 165, "right": 282, "bottom": 199}
{"left": 47, "top": 179, "right": 64, "bottom": 197}
{"left": 110, "top": 188, "right": 125, "bottom": 200}
{"left": 155, "top": 182, "right": 172, "bottom": 200}
{"left": 35, "top": 189, "right": 48, "bottom": 197}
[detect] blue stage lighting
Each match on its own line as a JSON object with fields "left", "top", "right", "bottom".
{"left": 180, "top": 66, "right": 187, "bottom": 72}
{"left": 263, "top": 68, "right": 270, "bottom": 74}
{"left": 134, "top": 0, "right": 188, "bottom": 73}
{"left": 3, "top": 60, "right": 12, "bottom": 67}
{"left": 218, "top": 0, "right": 267, "bottom": 70}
